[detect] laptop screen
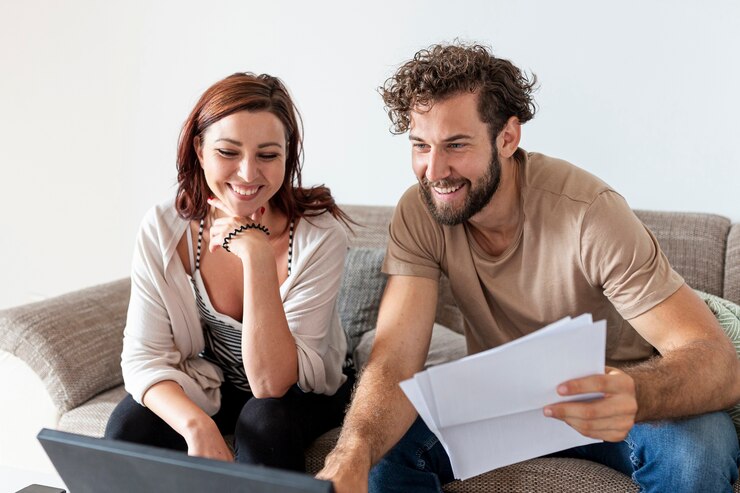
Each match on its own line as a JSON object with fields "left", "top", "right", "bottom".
{"left": 37, "top": 428, "right": 333, "bottom": 493}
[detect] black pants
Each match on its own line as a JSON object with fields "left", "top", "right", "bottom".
{"left": 104, "top": 372, "right": 354, "bottom": 472}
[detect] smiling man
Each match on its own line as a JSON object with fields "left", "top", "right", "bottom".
{"left": 318, "top": 43, "right": 740, "bottom": 493}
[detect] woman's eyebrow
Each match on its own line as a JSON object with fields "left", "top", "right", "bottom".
{"left": 258, "top": 142, "right": 283, "bottom": 149}
{"left": 214, "top": 137, "right": 242, "bottom": 146}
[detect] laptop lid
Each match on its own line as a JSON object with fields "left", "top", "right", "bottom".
{"left": 37, "top": 428, "right": 334, "bottom": 493}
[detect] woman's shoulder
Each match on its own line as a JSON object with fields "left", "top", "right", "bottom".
{"left": 294, "top": 210, "right": 348, "bottom": 249}
{"left": 139, "top": 197, "right": 188, "bottom": 234}
{"left": 135, "top": 198, "right": 190, "bottom": 262}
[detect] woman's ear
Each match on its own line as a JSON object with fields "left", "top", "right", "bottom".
{"left": 194, "top": 135, "right": 204, "bottom": 167}
{"left": 496, "top": 116, "right": 521, "bottom": 159}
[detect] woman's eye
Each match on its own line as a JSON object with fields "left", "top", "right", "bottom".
{"left": 259, "top": 154, "right": 279, "bottom": 160}
{"left": 216, "top": 149, "right": 238, "bottom": 157}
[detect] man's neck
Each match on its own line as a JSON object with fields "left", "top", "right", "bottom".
{"left": 466, "top": 156, "right": 523, "bottom": 257}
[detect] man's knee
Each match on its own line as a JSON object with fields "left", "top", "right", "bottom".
{"left": 630, "top": 411, "right": 739, "bottom": 490}
{"left": 370, "top": 417, "right": 453, "bottom": 484}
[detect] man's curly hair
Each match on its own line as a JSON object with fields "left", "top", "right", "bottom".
{"left": 380, "top": 43, "right": 537, "bottom": 143}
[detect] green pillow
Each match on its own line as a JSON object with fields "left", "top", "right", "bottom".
{"left": 695, "top": 290, "right": 740, "bottom": 438}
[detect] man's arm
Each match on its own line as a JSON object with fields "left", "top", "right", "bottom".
{"left": 317, "top": 275, "right": 439, "bottom": 493}
{"left": 546, "top": 284, "right": 740, "bottom": 441}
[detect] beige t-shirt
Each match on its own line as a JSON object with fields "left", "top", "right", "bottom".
{"left": 383, "top": 151, "right": 685, "bottom": 365}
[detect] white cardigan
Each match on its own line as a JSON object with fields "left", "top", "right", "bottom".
{"left": 121, "top": 199, "right": 349, "bottom": 416}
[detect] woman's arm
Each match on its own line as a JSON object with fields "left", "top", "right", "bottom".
{"left": 122, "top": 204, "right": 227, "bottom": 459}
{"left": 207, "top": 199, "right": 298, "bottom": 398}
{"left": 207, "top": 198, "right": 348, "bottom": 397}
{"left": 143, "top": 381, "right": 233, "bottom": 461}
{"left": 239, "top": 237, "right": 300, "bottom": 398}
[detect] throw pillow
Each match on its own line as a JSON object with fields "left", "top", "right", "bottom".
{"left": 338, "top": 248, "right": 387, "bottom": 352}
{"left": 695, "top": 290, "right": 740, "bottom": 438}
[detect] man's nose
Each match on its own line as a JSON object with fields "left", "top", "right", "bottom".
{"left": 426, "top": 148, "right": 450, "bottom": 183}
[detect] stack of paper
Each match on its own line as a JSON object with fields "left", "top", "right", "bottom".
{"left": 400, "top": 314, "right": 607, "bottom": 480}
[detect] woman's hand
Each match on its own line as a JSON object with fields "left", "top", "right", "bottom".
{"left": 184, "top": 417, "right": 234, "bottom": 462}
{"left": 142, "top": 381, "right": 234, "bottom": 463}
{"left": 206, "top": 197, "right": 270, "bottom": 258}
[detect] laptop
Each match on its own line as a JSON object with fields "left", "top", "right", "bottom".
{"left": 37, "top": 428, "right": 334, "bottom": 493}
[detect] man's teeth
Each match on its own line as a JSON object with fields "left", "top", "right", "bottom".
{"left": 433, "top": 183, "right": 463, "bottom": 194}
{"left": 232, "top": 185, "right": 259, "bottom": 196}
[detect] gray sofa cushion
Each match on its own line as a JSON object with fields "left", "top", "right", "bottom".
{"left": 58, "top": 386, "right": 128, "bottom": 437}
{"left": 338, "top": 248, "right": 387, "bottom": 352}
{"left": 0, "top": 278, "right": 130, "bottom": 413}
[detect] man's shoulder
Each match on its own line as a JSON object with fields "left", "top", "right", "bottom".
{"left": 524, "top": 152, "right": 613, "bottom": 206}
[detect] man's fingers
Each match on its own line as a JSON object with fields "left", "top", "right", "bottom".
{"left": 544, "top": 393, "right": 637, "bottom": 442}
{"left": 558, "top": 370, "right": 634, "bottom": 397}
{"left": 545, "top": 396, "right": 636, "bottom": 421}
{"left": 561, "top": 416, "right": 633, "bottom": 442}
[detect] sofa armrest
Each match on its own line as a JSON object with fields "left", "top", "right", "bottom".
{"left": 0, "top": 278, "right": 130, "bottom": 413}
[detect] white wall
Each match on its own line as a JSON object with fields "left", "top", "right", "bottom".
{"left": 1, "top": 0, "right": 739, "bottom": 310}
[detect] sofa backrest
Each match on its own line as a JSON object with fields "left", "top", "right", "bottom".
{"left": 633, "top": 210, "right": 732, "bottom": 300}
{"left": 340, "top": 206, "right": 465, "bottom": 337}
{"left": 340, "top": 205, "right": 740, "bottom": 345}
{"left": 726, "top": 224, "right": 740, "bottom": 305}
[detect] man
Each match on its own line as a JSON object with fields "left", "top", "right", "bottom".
{"left": 318, "top": 43, "right": 740, "bottom": 493}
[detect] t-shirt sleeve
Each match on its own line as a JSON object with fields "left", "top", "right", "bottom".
{"left": 579, "top": 190, "right": 685, "bottom": 320}
{"left": 382, "top": 185, "right": 444, "bottom": 280}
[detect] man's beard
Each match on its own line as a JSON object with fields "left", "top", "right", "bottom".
{"left": 419, "top": 150, "right": 501, "bottom": 226}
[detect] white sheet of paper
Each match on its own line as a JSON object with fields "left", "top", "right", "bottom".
{"left": 399, "top": 315, "right": 607, "bottom": 480}
{"left": 439, "top": 407, "right": 600, "bottom": 479}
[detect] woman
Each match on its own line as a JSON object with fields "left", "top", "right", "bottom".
{"left": 104, "top": 72, "right": 353, "bottom": 472}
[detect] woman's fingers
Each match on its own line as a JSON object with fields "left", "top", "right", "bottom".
{"left": 250, "top": 206, "right": 266, "bottom": 224}
{"left": 207, "top": 196, "right": 236, "bottom": 217}
{"left": 205, "top": 198, "right": 268, "bottom": 254}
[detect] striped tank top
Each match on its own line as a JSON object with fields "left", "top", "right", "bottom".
{"left": 186, "top": 219, "right": 294, "bottom": 392}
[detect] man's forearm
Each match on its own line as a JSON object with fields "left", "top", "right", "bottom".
{"left": 627, "top": 338, "right": 740, "bottom": 422}
{"left": 329, "top": 359, "right": 418, "bottom": 467}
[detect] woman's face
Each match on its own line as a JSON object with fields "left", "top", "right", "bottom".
{"left": 195, "top": 110, "right": 287, "bottom": 217}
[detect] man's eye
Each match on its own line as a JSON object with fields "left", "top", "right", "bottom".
{"left": 448, "top": 143, "right": 465, "bottom": 149}
{"left": 216, "top": 149, "right": 238, "bottom": 157}
{"left": 413, "top": 143, "right": 429, "bottom": 150}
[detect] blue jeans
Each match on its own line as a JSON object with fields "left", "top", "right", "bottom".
{"left": 369, "top": 413, "right": 740, "bottom": 493}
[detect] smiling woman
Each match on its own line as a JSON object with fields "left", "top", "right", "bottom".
{"left": 103, "top": 72, "right": 354, "bottom": 472}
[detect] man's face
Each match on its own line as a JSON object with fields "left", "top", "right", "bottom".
{"left": 409, "top": 91, "right": 500, "bottom": 226}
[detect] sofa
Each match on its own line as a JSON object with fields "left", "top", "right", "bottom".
{"left": 2, "top": 204, "right": 739, "bottom": 492}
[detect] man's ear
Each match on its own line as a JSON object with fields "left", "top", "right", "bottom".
{"left": 496, "top": 116, "right": 521, "bottom": 159}
{"left": 194, "top": 136, "right": 204, "bottom": 167}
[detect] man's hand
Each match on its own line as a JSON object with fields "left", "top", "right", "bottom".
{"left": 317, "top": 445, "right": 371, "bottom": 493}
{"left": 543, "top": 366, "right": 638, "bottom": 442}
